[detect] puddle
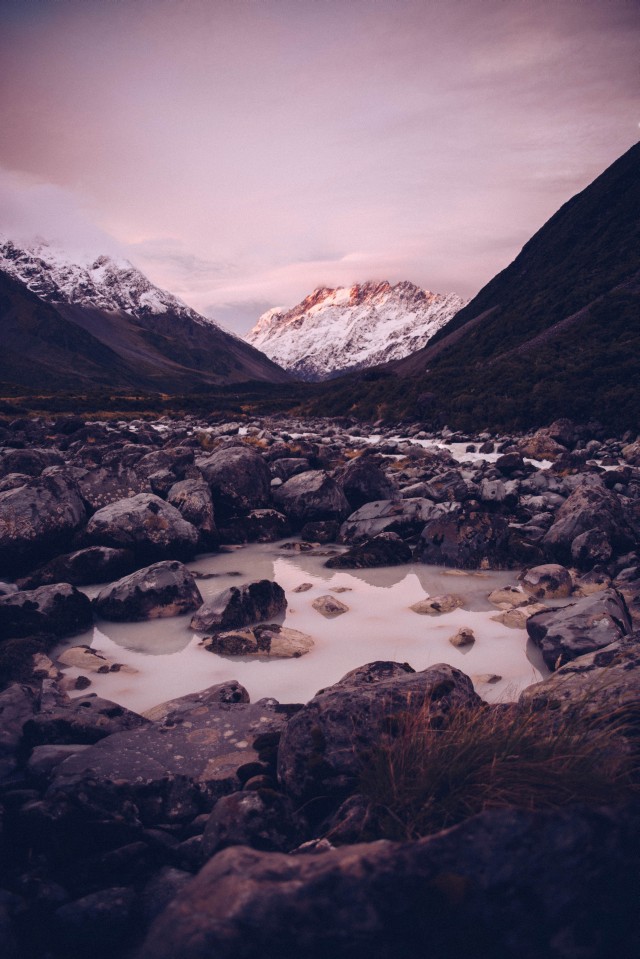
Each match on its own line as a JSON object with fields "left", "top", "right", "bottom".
{"left": 54, "top": 541, "right": 548, "bottom": 713}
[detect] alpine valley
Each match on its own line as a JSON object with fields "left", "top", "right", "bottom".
{"left": 245, "top": 281, "right": 466, "bottom": 380}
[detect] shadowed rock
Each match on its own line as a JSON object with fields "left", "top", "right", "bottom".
{"left": 94, "top": 561, "right": 202, "bottom": 622}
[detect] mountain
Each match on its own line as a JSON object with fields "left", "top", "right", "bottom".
{"left": 245, "top": 281, "right": 466, "bottom": 380}
{"left": 311, "top": 142, "right": 640, "bottom": 431}
{"left": 0, "top": 238, "right": 290, "bottom": 393}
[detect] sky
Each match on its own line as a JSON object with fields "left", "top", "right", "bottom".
{"left": 0, "top": 0, "right": 638, "bottom": 334}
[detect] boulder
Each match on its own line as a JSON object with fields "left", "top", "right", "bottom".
{"left": 136, "top": 806, "right": 640, "bottom": 959}
{"left": 416, "top": 503, "right": 512, "bottom": 569}
{"left": 16, "top": 546, "right": 136, "bottom": 590}
{"left": 571, "top": 528, "right": 613, "bottom": 569}
{"left": 167, "top": 479, "right": 218, "bottom": 548}
{"left": 518, "top": 563, "right": 573, "bottom": 599}
{"left": 487, "top": 585, "right": 529, "bottom": 608}
{"left": 526, "top": 588, "right": 632, "bottom": 669}
{"left": 0, "top": 584, "right": 93, "bottom": 639}
{"left": 22, "top": 693, "right": 149, "bottom": 748}
{"left": 277, "top": 661, "right": 480, "bottom": 803}
{"left": 339, "top": 498, "right": 434, "bottom": 544}
{"left": 0, "top": 474, "right": 86, "bottom": 575}
{"left": 204, "top": 624, "right": 313, "bottom": 658}
{"left": 85, "top": 493, "right": 199, "bottom": 562}
{"left": 191, "top": 580, "right": 287, "bottom": 633}
{"left": 143, "top": 681, "right": 250, "bottom": 722}
{"left": 270, "top": 457, "right": 312, "bottom": 482}
{"left": 517, "top": 430, "right": 567, "bottom": 461}
{"left": 325, "top": 532, "right": 412, "bottom": 569}
{"left": 299, "top": 520, "right": 340, "bottom": 543}
{"left": 272, "top": 471, "right": 349, "bottom": 528}
{"left": 541, "top": 483, "right": 630, "bottom": 566}
{"left": 0, "top": 682, "right": 37, "bottom": 779}
{"left": 449, "top": 627, "right": 475, "bottom": 648}
{"left": 195, "top": 447, "right": 271, "bottom": 519}
{"left": 243, "top": 509, "right": 291, "bottom": 542}
{"left": 201, "top": 790, "right": 305, "bottom": 858}
{"left": 0, "top": 447, "right": 63, "bottom": 478}
{"left": 94, "top": 561, "right": 203, "bottom": 622}
{"left": 76, "top": 465, "right": 151, "bottom": 512}
{"left": 491, "top": 603, "right": 546, "bottom": 629}
{"left": 337, "top": 456, "right": 397, "bottom": 511}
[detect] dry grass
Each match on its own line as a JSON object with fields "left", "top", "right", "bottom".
{"left": 359, "top": 700, "right": 639, "bottom": 840}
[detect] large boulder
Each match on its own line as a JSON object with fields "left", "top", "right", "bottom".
{"left": 339, "top": 498, "right": 434, "bottom": 544}
{"left": 76, "top": 466, "right": 151, "bottom": 512}
{"left": 0, "top": 474, "right": 86, "bottom": 575}
{"left": 277, "top": 661, "right": 480, "bottom": 803}
{"left": 0, "top": 584, "right": 93, "bottom": 639}
{"left": 0, "top": 447, "right": 63, "bottom": 478}
{"left": 526, "top": 588, "right": 632, "bottom": 669}
{"left": 204, "top": 624, "right": 313, "bottom": 659}
{"left": 136, "top": 806, "right": 640, "bottom": 959}
{"left": 541, "top": 483, "right": 631, "bottom": 567}
{"left": 16, "top": 546, "right": 136, "bottom": 590}
{"left": 167, "top": 480, "right": 218, "bottom": 549}
{"left": 272, "top": 471, "right": 349, "bottom": 528}
{"left": 518, "top": 563, "right": 573, "bottom": 599}
{"left": 191, "top": 580, "right": 287, "bottom": 633}
{"left": 325, "top": 532, "right": 412, "bottom": 569}
{"left": 94, "top": 561, "right": 203, "bottom": 622}
{"left": 517, "top": 430, "right": 567, "bottom": 461}
{"left": 85, "top": 493, "right": 199, "bottom": 563}
{"left": 416, "top": 503, "right": 512, "bottom": 569}
{"left": 195, "top": 447, "right": 271, "bottom": 519}
{"left": 337, "top": 456, "right": 397, "bottom": 511}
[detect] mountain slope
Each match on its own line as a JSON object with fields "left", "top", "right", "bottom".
{"left": 0, "top": 239, "right": 290, "bottom": 393}
{"left": 246, "top": 281, "right": 465, "bottom": 380}
{"left": 312, "top": 143, "right": 640, "bottom": 431}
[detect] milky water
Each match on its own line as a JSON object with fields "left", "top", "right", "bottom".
{"left": 54, "top": 542, "right": 548, "bottom": 714}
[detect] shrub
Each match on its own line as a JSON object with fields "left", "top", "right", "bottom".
{"left": 359, "top": 700, "right": 639, "bottom": 840}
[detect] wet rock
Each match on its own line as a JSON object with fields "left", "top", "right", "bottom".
{"left": 143, "top": 681, "right": 250, "bottom": 722}
{"left": 0, "top": 474, "right": 86, "bottom": 575}
{"left": 195, "top": 446, "right": 271, "bottom": 519}
{"left": 487, "top": 585, "right": 529, "bottom": 608}
{"left": 272, "top": 470, "right": 349, "bottom": 528}
{"left": 167, "top": 479, "right": 218, "bottom": 549}
{"left": 410, "top": 594, "right": 464, "bottom": 615}
{"left": 94, "top": 561, "right": 203, "bottom": 622}
{"left": 526, "top": 588, "right": 632, "bottom": 669}
{"left": 136, "top": 806, "right": 640, "bottom": 959}
{"left": 57, "top": 646, "right": 135, "bottom": 673}
{"left": 337, "top": 456, "right": 397, "bottom": 511}
{"left": 299, "top": 520, "right": 340, "bottom": 543}
{"left": 491, "top": 603, "right": 546, "bottom": 629}
{"left": 325, "top": 532, "right": 412, "bottom": 569}
{"left": 448, "top": 627, "right": 475, "bottom": 648}
{"left": 518, "top": 563, "right": 573, "bottom": 599}
{"left": 16, "top": 546, "right": 136, "bottom": 590}
{"left": 416, "top": 503, "right": 512, "bottom": 569}
{"left": 293, "top": 582, "right": 314, "bottom": 593}
{"left": 201, "top": 790, "right": 305, "bottom": 858}
{"left": 204, "top": 624, "right": 314, "bottom": 659}
{"left": 0, "top": 584, "right": 93, "bottom": 639}
{"left": 339, "top": 497, "right": 434, "bottom": 544}
{"left": 278, "top": 661, "right": 480, "bottom": 803}
{"left": 311, "top": 595, "right": 349, "bottom": 618}
{"left": 85, "top": 493, "right": 199, "bottom": 562}
{"left": 243, "top": 509, "right": 291, "bottom": 542}
{"left": 191, "top": 580, "right": 287, "bottom": 633}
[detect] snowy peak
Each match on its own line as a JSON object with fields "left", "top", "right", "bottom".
{"left": 0, "top": 237, "right": 216, "bottom": 327}
{"left": 246, "top": 280, "right": 466, "bottom": 381}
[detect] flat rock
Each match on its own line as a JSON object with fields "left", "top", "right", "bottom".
{"left": 57, "top": 646, "right": 137, "bottom": 674}
{"left": 491, "top": 604, "right": 546, "bottom": 629}
{"left": 410, "top": 593, "right": 465, "bottom": 615}
{"left": 487, "top": 585, "right": 530, "bottom": 608}
{"left": 526, "top": 588, "right": 632, "bottom": 669}
{"left": 204, "top": 624, "right": 314, "bottom": 659}
{"left": 311, "top": 595, "right": 349, "bottom": 618}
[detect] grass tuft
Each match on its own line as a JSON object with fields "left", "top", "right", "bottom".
{"left": 359, "top": 701, "right": 639, "bottom": 840}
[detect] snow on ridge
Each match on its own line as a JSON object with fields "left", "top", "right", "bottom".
{"left": 0, "top": 236, "right": 220, "bottom": 328}
{"left": 245, "top": 280, "right": 467, "bottom": 380}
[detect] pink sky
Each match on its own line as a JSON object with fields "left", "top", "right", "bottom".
{"left": 0, "top": 0, "right": 638, "bottom": 332}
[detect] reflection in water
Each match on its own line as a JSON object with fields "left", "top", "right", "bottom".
{"left": 55, "top": 541, "right": 548, "bottom": 714}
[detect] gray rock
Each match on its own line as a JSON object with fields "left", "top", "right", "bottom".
{"left": 277, "top": 661, "right": 480, "bottom": 803}
{"left": 22, "top": 692, "right": 149, "bottom": 748}
{"left": 526, "top": 588, "right": 632, "bottom": 669}
{"left": 16, "top": 546, "right": 136, "bottom": 590}
{"left": 167, "top": 479, "right": 218, "bottom": 548}
{"left": 85, "top": 493, "right": 199, "bottom": 562}
{"left": 136, "top": 806, "right": 640, "bottom": 959}
{"left": 204, "top": 624, "right": 313, "bottom": 658}
{"left": 0, "top": 583, "right": 93, "bottom": 639}
{"left": 0, "top": 474, "right": 86, "bottom": 575}
{"left": 416, "top": 503, "right": 513, "bottom": 569}
{"left": 272, "top": 470, "right": 350, "bottom": 528}
{"left": 339, "top": 497, "right": 434, "bottom": 544}
{"left": 0, "top": 683, "right": 36, "bottom": 779}
{"left": 143, "top": 681, "right": 250, "bottom": 722}
{"left": 311, "top": 595, "right": 349, "bottom": 618}
{"left": 201, "top": 790, "right": 304, "bottom": 858}
{"left": 541, "top": 482, "right": 631, "bottom": 566}
{"left": 191, "top": 580, "right": 287, "bottom": 633}
{"left": 76, "top": 465, "right": 151, "bottom": 512}
{"left": 325, "top": 532, "right": 412, "bottom": 569}
{"left": 337, "top": 456, "right": 397, "bottom": 511}
{"left": 94, "top": 560, "right": 202, "bottom": 622}
{"left": 518, "top": 563, "right": 573, "bottom": 599}
{"left": 195, "top": 446, "right": 271, "bottom": 518}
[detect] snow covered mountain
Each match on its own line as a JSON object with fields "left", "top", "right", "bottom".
{"left": 0, "top": 237, "right": 215, "bottom": 327}
{"left": 245, "top": 281, "right": 466, "bottom": 380}
{"left": 0, "top": 237, "right": 290, "bottom": 392}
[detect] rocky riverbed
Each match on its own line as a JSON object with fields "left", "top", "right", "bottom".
{"left": 1, "top": 412, "right": 639, "bottom": 958}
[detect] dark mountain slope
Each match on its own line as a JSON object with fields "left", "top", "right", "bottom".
{"left": 312, "top": 142, "right": 640, "bottom": 431}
